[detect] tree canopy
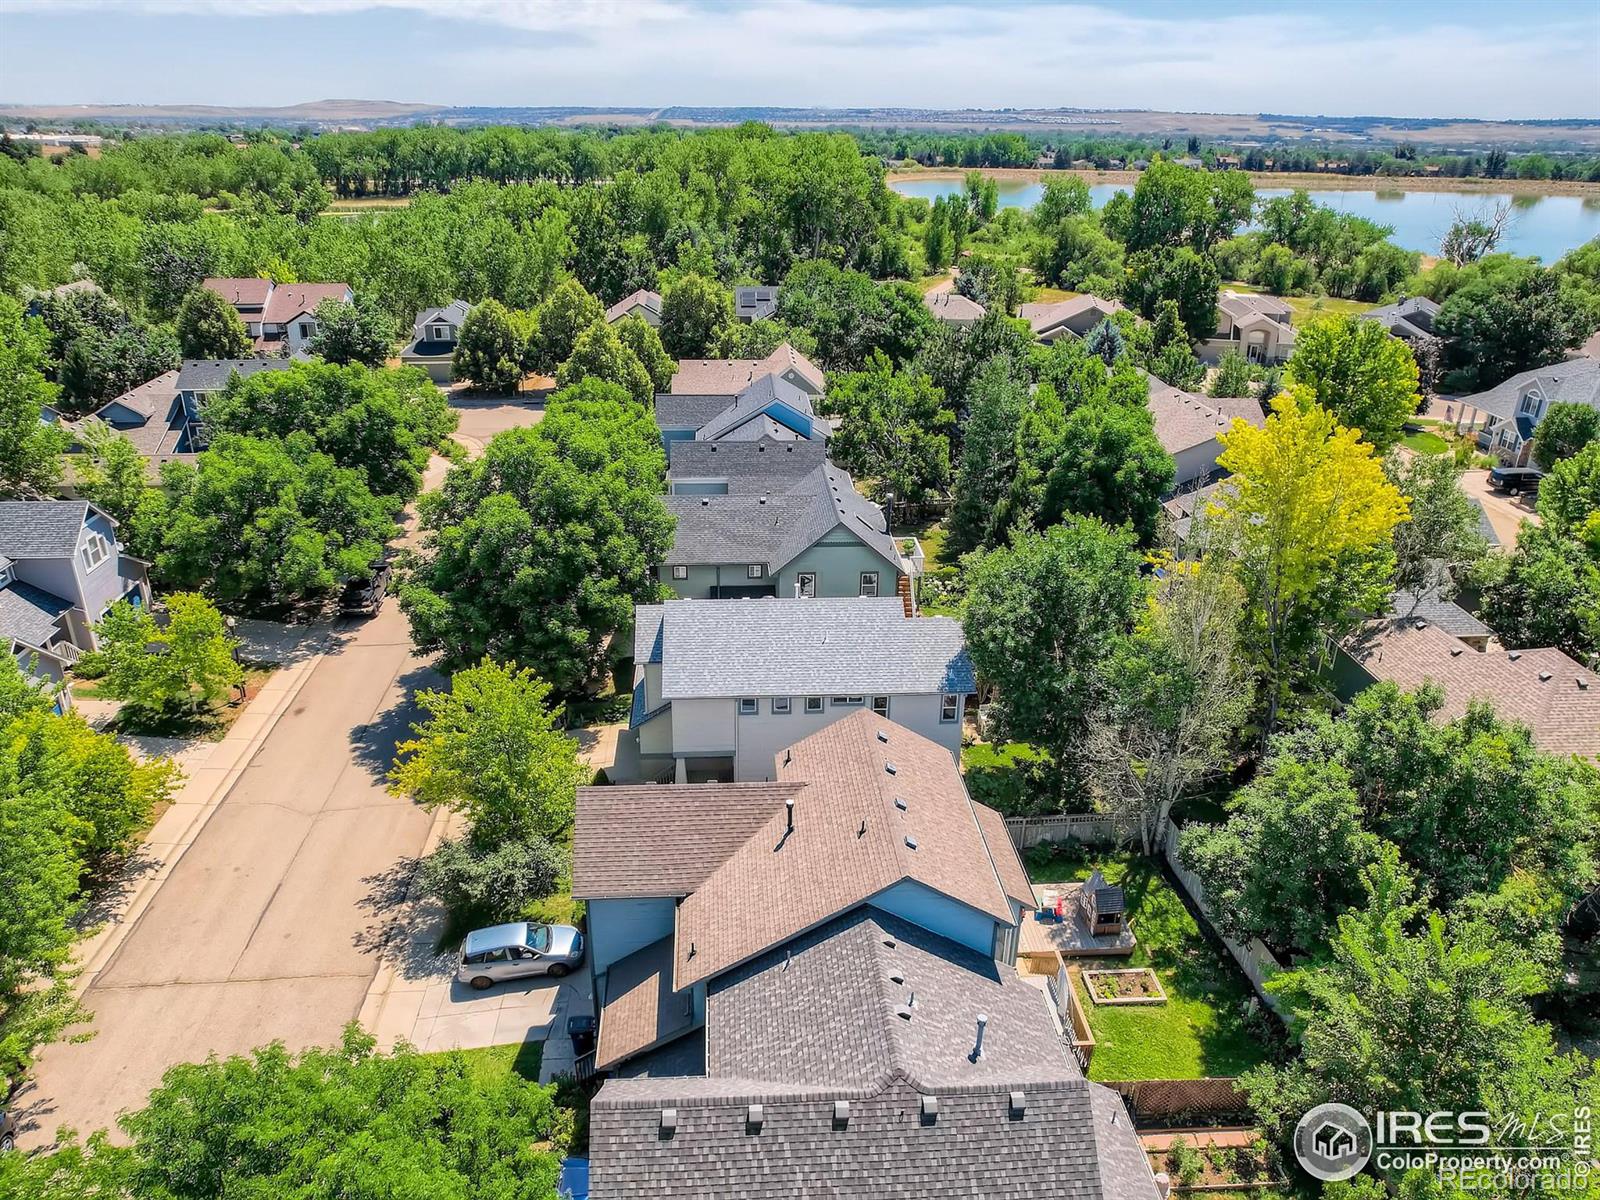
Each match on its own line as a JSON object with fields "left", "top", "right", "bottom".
{"left": 1285, "top": 315, "right": 1420, "bottom": 451}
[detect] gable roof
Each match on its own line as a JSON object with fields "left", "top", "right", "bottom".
{"left": 925, "top": 291, "right": 986, "bottom": 322}
{"left": 1019, "top": 295, "right": 1122, "bottom": 336}
{"left": 1389, "top": 585, "right": 1491, "bottom": 641}
{"left": 674, "top": 709, "right": 1011, "bottom": 989}
{"left": 202, "top": 276, "right": 272, "bottom": 308}
{"left": 0, "top": 579, "right": 73, "bottom": 647}
{"left": 696, "top": 373, "right": 819, "bottom": 441}
{"left": 1456, "top": 356, "right": 1600, "bottom": 424}
{"left": 596, "top": 936, "right": 698, "bottom": 1071}
{"left": 734, "top": 285, "right": 780, "bottom": 321}
{"left": 666, "top": 438, "right": 829, "bottom": 493}
{"left": 413, "top": 299, "right": 471, "bottom": 333}
{"left": 636, "top": 598, "right": 974, "bottom": 700}
{"left": 605, "top": 289, "right": 663, "bottom": 323}
{"left": 573, "top": 781, "right": 803, "bottom": 899}
{"left": 0, "top": 500, "right": 92, "bottom": 558}
{"left": 1218, "top": 290, "right": 1292, "bottom": 324}
{"left": 670, "top": 342, "right": 824, "bottom": 397}
{"left": 1363, "top": 295, "right": 1440, "bottom": 339}
{"left": 971, "top": 801, "right": 1035, "bottom": 911}
{"left": 262, "top": 283, "right": 351, "bottom": 324}
{"left": 1143, "top": 372, "right": 1265, "bottom": 455}
{"left": 175, "top": 357, "right": 295, "bottom": 393}
{"left": 1342, "top": 617, "right": 1600, "bottom": 759}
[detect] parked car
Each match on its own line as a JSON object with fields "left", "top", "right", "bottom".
{"left": 340, "top": 560, "right": 391, "bottom": 616}
{"left": 457, "top": 922, "right": 584, "bottom": 990}
{"left": 1489, "top": 465, "right": 1543, "bottom": 495}
{"left": 1, "top": 1105, "right": 15, "bottom": 1153}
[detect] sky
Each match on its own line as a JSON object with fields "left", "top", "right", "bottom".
{"left": 0, "top": 0, "right": 1597, "bottom": 120}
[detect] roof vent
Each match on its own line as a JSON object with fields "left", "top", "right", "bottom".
{"left": 882, "top": 937, "right": 896, "bottom": 948}
{"left": 746, "top": 1104, "right": 763, "bottom": 1132}
{"left": 1540, "top": 671, "right": 1553, "bottom": 682}
{"left": 896, "top": 1005, "right": 913, "bottom": 1021}
{"left": 1579, "top": 677, "right": 1590, "bottom": 690}
{"left": 1450, "top": 647, "right": 1463, "bottom": 657}
{"left": 1509, "top": 650, "right": 1522, "bottom": 661}
{"left": 700, "top": 498, "right": 709, "bottom": 506}
{"left": 889, "top": 971, "right": 905, "bottom": 985}
{"left": 833, "top": 1099, "right": 850, "bottom": 1127}
{"left": 1413, "top": 619, "right": 1427, "bottom": 630}
{"left": 759, "top": 496, "right": 767, "bottom": 505}
{"left": 660, "top": 1107, "right": 678, "bottom": 1136}
{"left": 1009, "top": 1091, "right": 1026, "bottom": 1119}
{"left": 905, "top": 836, "right": 918, "bottom": 851}
{"left": 894, "top": 796, "right": 908, "bottom": 811}
{"left": 885, "top": 762, "right": 897, "bottom": 775}
{"left": 920, "top": 1095, "right": 939, "bottom": 1124}
{"left": 876, "top": 730, "right": 889, "bottom": 743}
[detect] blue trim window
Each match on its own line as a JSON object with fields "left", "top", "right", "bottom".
{"left": 738, "top": 697, "right": 758, "bottom": 716}
{"left": 940, "top": 694, "right": 960, "bottom": 723}
{"left": 804, "top": 696, "right": 823, "bottom": 714}
{"left": 772, "top": 697, "right": 791, "bottom": 715}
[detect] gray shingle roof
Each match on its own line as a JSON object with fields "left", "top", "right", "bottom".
{"left": 605, "top": 289, "right": 663, "bottom": 323}
{"left": 1389, "top": 586, "right": 1491, "bottom": 640}
{"left": 1363, "top": 295, "right": 1440, "bottom": 339}
{"left": 1456, "top": 357, "right": 1600, "bottom": 424}
{"left": 1142, "top": 372, "right": 1264, "bottom": 456}
{"left": 645, "top": 598, "right": 973, "bottom": 699}
{"left": 412, "top": 299, "right": 471, "bottom": 335}
{"left": 0, "top": 500, "right": 90, "bottom": 558}
{"left": 0, "top": 580, "right": 72, "bottom": 647}
{"left": 656, "top": 394, "right": 738, "bottom": 431}
{"left": 175, "top": 357, "right": 295, "bottom": 394}
{"left": 695, "top": 374, "right": 819, "bottom": 442}
{"left": 666, "top": 439, "right": 828, "bottom": 493}
{"left": 734, "top": 285, "right": 780, "bottom": 321}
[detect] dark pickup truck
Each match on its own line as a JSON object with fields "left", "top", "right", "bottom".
{"left": 1488, "top": 465, "right": 1543, "bottom": 495}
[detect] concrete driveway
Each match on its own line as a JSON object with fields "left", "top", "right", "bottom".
{"left": 1458, "top": 467, "right": 1540, "bottom": 549}
{"left": 447, "top": 394, "right": 544, "bottom": 457}
{"left": 16, "top": 600, "right": 439, "bottom": 1146}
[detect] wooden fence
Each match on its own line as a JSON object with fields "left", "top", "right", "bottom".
{"left": 1103, "top": 1077, "right": 1250, "bottom": 1123}
{"left": 1003, "top": 812, "right": 1139, "bottom": 849}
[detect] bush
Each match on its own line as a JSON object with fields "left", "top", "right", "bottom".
{"left": 417, "top": 833, "right": 564, "bottom": 924}
{"left": 71, "top": 650, "right": 108, "bottom": 680}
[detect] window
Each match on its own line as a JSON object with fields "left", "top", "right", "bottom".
{"left": 831, "top": 695, "right": 865, "bottom": 708}
{"left": 298, "top": 322, "right": 315, "bottom": 339}
{"left": 871, "top": 696, "right": 890, "bottom": 717}
{"left": 748, "top": 564, "right": 764, "bottom": 579}
{"left": 430, "top": 324, "right": 451, "bottom": 341}
{"left": 671, "top": 565, "right": 688, "bottom": 580}
{"left": 940, "top": 693, "right": 960, "bottom": 723}
{"left": 804, "top": 696, "right": 824, "bottom": 714}
{"left": 772, "top": 697, "right": 791, "bottom": 715}
{"left": 738, "top": 697, "right": 759, "bottom": 716}
{"left": 795, "top": 572, "right": 817, "bottom": 598}
{"left": 79, "top": 532, "right": 110, "bottom": 572}
{"left": 860, "top": 571, "right": 879, "bottom": 597}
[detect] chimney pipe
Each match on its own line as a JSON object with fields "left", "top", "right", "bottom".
{"left": 785, "top": 796, "right": 795, "bottom": 834}
{"left": 972, "top": 1013, "right": 989, "bottom": 1061}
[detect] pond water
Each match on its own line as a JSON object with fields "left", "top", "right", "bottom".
{"left": 887, "top": 177, "right": 1600, "bottom": 262}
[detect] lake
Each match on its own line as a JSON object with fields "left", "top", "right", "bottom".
{"left": 887, "top": 177, "right": 1600, "bottom": 262}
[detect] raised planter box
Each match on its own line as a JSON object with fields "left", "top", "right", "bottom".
{"left": 1083, "top": 967, "right": 1167, "bottom": 1006}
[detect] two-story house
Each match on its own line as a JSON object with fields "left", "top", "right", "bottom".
{"left": 663, "top": 450, "right": 910, "bottom": 603}
{"left": 573, "top": 710, "right": 1160, "bottom": 1200}
{"left": 1457, "top": 357, "right": 1600, "bottom": 466}
{"left": 173, "top": 358, "right": 295, "bottom": 450}
{"left": 399, "top": 300, "right": 471, "bottom": 383}
{"left": 668, "top": 341, "right": 824, "bottom": 399}
{"left": 201, "top": 278, "right": 354, "bottom": 354}
{"left": 1198, "top": 290, "right": 1295, "bottom": 365}
{"left": 71, "top": 369, "right": 199, "bottom": 481}
{"left": 621, "top": 596, "right": 972, "bottom": 783}
{"left": 1019, "top": 294, "right": 1123, "bottom": 343}
{"left": 604, "top": 289, "right": 662, "bottom": 327}
{"left": 656, "top": 372, "right": 826, "bottom": 452}
{"left": 0, "top": 500, "right": 151, "bottom": 698}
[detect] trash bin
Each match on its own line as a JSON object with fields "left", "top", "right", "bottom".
{"left": 567, "top": 1015, "right": 597, "bottom": 1056}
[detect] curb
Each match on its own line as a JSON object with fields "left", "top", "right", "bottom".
{"left": 71, "top": 631, "right": 338, "bottom": 996}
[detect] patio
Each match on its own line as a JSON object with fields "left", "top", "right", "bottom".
{"left": 1020, "top": 881, "right": 1139, "bottom": 958}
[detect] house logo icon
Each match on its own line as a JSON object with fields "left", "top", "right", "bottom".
{"left": 1293, "top": 1103, "right": 1372, "bottom": 1181}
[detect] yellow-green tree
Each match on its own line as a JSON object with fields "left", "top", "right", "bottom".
{"left": 1210, "top": 388, "right": 1409, "bottom": 729}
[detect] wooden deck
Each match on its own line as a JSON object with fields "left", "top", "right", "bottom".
{"left": 1020, "top": 882, "right": 1138, "bottom": 958}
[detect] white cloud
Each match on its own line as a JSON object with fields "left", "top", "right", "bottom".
{"left": 4, "top": 0, "right": 1596, "bottom": 118}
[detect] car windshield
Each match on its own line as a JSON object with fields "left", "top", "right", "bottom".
{"left": 525, "top": 926, "right": 551, "bottom": 951}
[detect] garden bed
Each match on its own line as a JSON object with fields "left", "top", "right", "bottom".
{"left": 1083, "top": 967, "right": 1167, "bottom": 1005}
{"left": 1151, "top": 1135, "right": 1287, "bottom": 1194}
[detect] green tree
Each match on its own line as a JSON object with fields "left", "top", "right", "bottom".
{"left": 1531, "top": 400, "right": 1600, "bottom": 470}
{"left": 401, "top": 379, "right": 673, "bottom": 694}
{"left": 1033, "top": 176, "right": 1092, "bottom": 227}
{"left": 1385, "top": 452, "right": 1490, "bottom": 597}
{"left": 711, "top": 318, "right": 818, "bottom": 360}
{"left": 614, "top": 311, "right": 676, "bottom": 393}
{"left": 1286, "top": 315, "right": 1420, "bottom": 450}
{"left": 1208, "top": 348, "right": 1254, "bottom": 399}
{"left": 555, "top": 319, "right": 653, "bottom": 406}
{"left": 306, "top": 295, "right": 396, "bottom": 367}
{"left": 963, "top": 518, "right": 1143, "bottom": 789}
{"left": 821, "top": 353, "right": 952, "bottom": 504}
{"left": 659, "top": 272, "right": 733, "bottom": 359}
{"left": 1212, "top": 390, "right": 1409, "bottom": 729}
{"left": 0, "top": 1025, "right": 572, "bottom": 1197}
{"left": 72, "top": 421, "right": 151, "bottom": 525}
{"left": 175, "top": 285, "right": 253, "bottom": 360}
{"left": 1034, "top": 214, "right": 1125, "bottom": 294}
{"left": 1122, "top": 246, "right": 1220, "bottom": 343}
{"left": 451, "top": 298, "right": 524, "bottom": 392}
{"left": 1480, "top": 526, "right": 1600, "bottom": 659}
{"left": 96, "top": 593, "right": 242, "bottom": 721}
{"left": 528, "top": 276, "right": 604, "bottom": 371}
{"left": 947, "top": 358, "right": 1030, "bottom": 553}
{"left": 1434, "top": 264, "right": 1590, "bottom": 392}
{"left": 0, "top": 297, "right": 68, "bottom": 496}
{"left": 778, "top": 261, "right": 935, "bottom": 370}
{"left": 1035, "top": 393, "right": 1175, "bottom": 543}
{"left": 1110, "top": 159, "right": 1254, "bottom": 253}
{"left": 389, "top": 658, "right": 587, "bottom": 845}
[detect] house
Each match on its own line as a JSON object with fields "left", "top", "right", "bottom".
{"left": 669, "top": 341, "right": 824, "bottom": 397}
{"left": 1455, "top": 358, "right": 1600, "bottom": 466}
{"left": 621, "top": 597, "right": 973, "bottom": 782}
{"left": 1361, "top": 295, "right": 1441, "bottom": 344}
{"left": 1160, "top": 477, "right": 1232, "bottom": 552}
{"left": 1387, "top": 586, "right": 1492, "bottom": 651}
{"left": 574, "top": 710, "right": 1159, "bottom": 1200}
{"left": 604, "top": 289, "right": 662, "bottom": 327}
{"left": 1173, "top": 155, "right": 1203, "bottom": 169}
{"left": 925, "top": 290, "right": 986, "bottom": 328}
{"left": 0, "top": 501, "right": 150, "bottom": 695}
{"left": 69, "top": 369, "right": 199, "bottom": 480}
{"left": 1198, "top": 290, "right": 1296, "bottom": 365}
{"left": 733, "top": 285, "right": 780, "bottom": 322}
{"left": 399, "top": 300, "right": 471, "bottom": 384}
{"left": 1019, "top": 295, "right": 1123, "bottom": 343}
{"left": 174, "top": 357, "right": 295, "bottom": 448}
{"left": 1213, "top": 155, "right": 1241, "bottom": 170}
{"left": 1334, "top": 605, "right": 1600, "bottom": 760}
{"left": 666, "top": 437, "right": 829, "bottom": 496}
{"left": 663, "top": 456, "right": 911, "bottom": 604}
{"left": 25, "top": 277, "right": 102, "bottom": 317}
{"left": 1143, "top": 372, "right": 1265, "bottom": 489}
{"left": 657, "top": 372, "right": 825, "bottom": 451}
{"left": 201, "top": 277, "right": 353, "bottom": 354}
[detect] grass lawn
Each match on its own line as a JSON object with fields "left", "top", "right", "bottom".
{"left": 1022, "top": 845, "right": 1278, "bottom": 1083}
{"left": 892, "top": 515, "right": 952, "bottom": 569}
{"left": 425, "top": 1040, "right": 544, "bottom": 1084}
{"left": 80, "top": 665, "right": 278, "bottom": 742}
{"left": 962, "top": 741, "right": 1045, "bottom": 814}
{"left": 1402, "top": 429, "right": 1451, "bottom": 455}
{"left": 1028, "top": 286, "right": 1081, "bottom": 304}
{"left": 1224, "top": 281, "right": 1376, "bottom": 327}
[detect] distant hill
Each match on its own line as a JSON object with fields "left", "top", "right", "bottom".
{"left": 2, "top": 100, "right": 1597, "bottom": 148}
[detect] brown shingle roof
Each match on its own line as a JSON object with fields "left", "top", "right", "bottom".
{"left": 925, "top": 291, "right": 986, "bottom": 322}
{"left": 674, "top": 710, "right": 1014, "bottom": 990}
{"left": 573, "top": 782, "right": 803, "bottom": 899}
{"left": 1019, "top": 294, "right": 1122, "bottom": 335}
{"left": 202, "top": 276, "right": 272, "bottom": 307}
{"left": 972, "top": 802, "right": 1035, "bottom": 911}
{"left": 596, "top": 936, "right": 697, "bottom": 1071}
{"left": 669, "top": 342, "right": 824, "bottom": 397}
{"left": 1342, "top": 618, "right": 1600, "bottom": 759}
{"left": 262, "top": 283, "right": 350, "bottom": 324}
{"left": 1142, "top": 372, "right": 1265, "bottom": 455}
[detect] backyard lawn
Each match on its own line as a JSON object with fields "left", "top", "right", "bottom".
{"left": 1023, "top": 844, "right": 1279, "bottom": 1083}
{"left": 1224, "top": 281, "right": 1375, "bottom": 326}
{"left": 428, "top": 1040, "right": 544, "bottom": 1084}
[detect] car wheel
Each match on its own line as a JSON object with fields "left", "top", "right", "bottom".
{"left": 0, "top": 1133, "right": 14, "bottom": 1153}
{"left": 469, "top": 975, "right": 493, "bottom": 991}
{"left": 547, "top": 963, "right": 569, "bottom": 979}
